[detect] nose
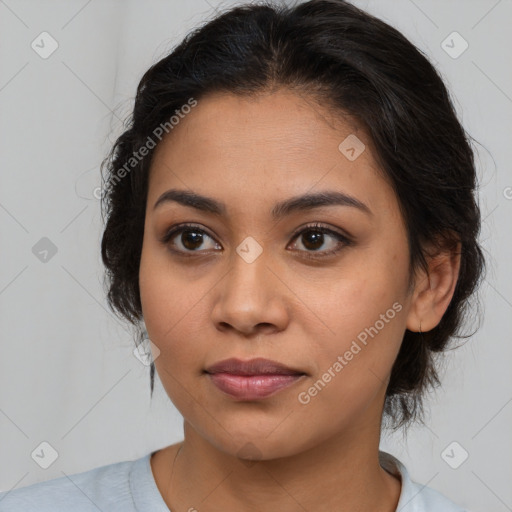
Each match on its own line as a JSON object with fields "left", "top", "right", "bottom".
{"left": 211, "top": 248, "right": 290, "bottom": 337}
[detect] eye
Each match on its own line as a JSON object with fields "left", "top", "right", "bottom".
{"left": 160, "top": 223, "right": 221, "bottom": 255}
{"left": 160, "top": 222, "right": 352, "bottom": 259}
{"left": 288, "top": 222, "right": 352, "bottom": 259}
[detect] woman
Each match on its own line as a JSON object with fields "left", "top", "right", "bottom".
{"left": 0, "top": 0, "right": 484, "bottom": 510}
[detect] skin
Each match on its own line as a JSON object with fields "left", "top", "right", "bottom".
{"left": 139, "top": 89, "right": 461, "bottom": 512}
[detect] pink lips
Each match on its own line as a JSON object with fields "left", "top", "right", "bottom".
{"left": 205, "top": 357, "right": 306, "bottom": 400}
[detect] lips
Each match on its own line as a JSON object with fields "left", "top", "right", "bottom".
{"left": 204, "top": 357, "right": 306, "bottom": 400}
{"left": 204, "top": 357, "right": 305, "bottom": 376}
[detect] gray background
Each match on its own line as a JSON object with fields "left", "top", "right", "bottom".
{"left": 0, "top": 1, "right": 510, "bottom": 511}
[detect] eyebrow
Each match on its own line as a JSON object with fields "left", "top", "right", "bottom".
{"left": 153, "top": 188, "right": 372, "bottom": 218}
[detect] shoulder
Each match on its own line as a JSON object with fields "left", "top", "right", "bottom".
{"left": 379, "top": 451, "right": 469, "bottom": 512}
{"left": 0, "top": 456, "right": 139, "bottom": 512}
{"left": 405, "top": 478, "right": 469, "bottom": 511}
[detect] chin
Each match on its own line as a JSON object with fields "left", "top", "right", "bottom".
{"left": 201, "top": 426, "right": 315, "bottom": 463}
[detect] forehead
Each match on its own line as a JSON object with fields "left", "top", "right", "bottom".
{"left": 148, "top": 89, "right": 397, "bottom": 217}
{"left": 153, "top": 89, "right": 364, "bottom": 163}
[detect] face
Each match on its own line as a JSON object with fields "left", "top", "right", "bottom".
{"left": 139, "top": 89, "right": 415, "bottom": 459}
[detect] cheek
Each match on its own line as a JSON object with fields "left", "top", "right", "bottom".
{"left": 296, "top": 293, "right": 405, "bottom": 425}
{"left": 303, "top": 246, "right": 409, "bottom": 387}
{"left": 139, "top": 242, "right": 214, "bottom": 376}
{"left": 139, "top": 243, "right": 192, "bottom": 346}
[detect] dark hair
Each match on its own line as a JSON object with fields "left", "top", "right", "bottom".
{"left": 100, "top": 0, "right": 486, "bottom": 431}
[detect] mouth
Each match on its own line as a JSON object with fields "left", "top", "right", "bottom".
{"left": 204, "top": 357, "right": 306, "bottom": 376}
{"left": 204, "top": 357, "right": 307, "bottom": 400}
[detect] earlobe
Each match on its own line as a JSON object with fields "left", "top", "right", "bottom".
{"left": 406, "top": 241, "right": 461, "bottom": 333}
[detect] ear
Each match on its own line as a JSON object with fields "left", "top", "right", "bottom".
{"left": 405, "top": 239, "right": 461, "bottom": 333}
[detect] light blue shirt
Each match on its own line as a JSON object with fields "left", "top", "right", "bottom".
{"left": 0, "top": 450, "right": 468, "bottom": 511}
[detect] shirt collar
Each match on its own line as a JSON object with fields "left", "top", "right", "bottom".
{"left": 129, "top": 451, "right": 172, "bottom": 511}
{"left": 130, "top": 449, "right": 453, "bottom": 512}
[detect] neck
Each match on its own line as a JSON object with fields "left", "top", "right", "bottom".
{"left": 151, "top": 418, "right": 401, "bottom": 512}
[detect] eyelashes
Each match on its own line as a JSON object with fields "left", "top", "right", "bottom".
{"left": 288, "top": 222, "right": 353, "bottom": 259}
{"left": 160, "top": 223, "right": 221, "bottom": 253}
{"left": 160, "top": 222, "right": 353, "bottom": 260}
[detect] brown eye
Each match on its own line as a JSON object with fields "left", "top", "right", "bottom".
{"left": 288, "top": 223, "right": 352, "bottom": 259}
{"left": 179, "top": 229, "right": 205, "bottom": 250}
{"left": 160, "top": 222, "right": 352, "bottom": 259}
{"left": 161, "top": 224, "right": 221, "bottom": 254}
{"left": 300, "top": 230, "right": 326, "bottom": 251}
